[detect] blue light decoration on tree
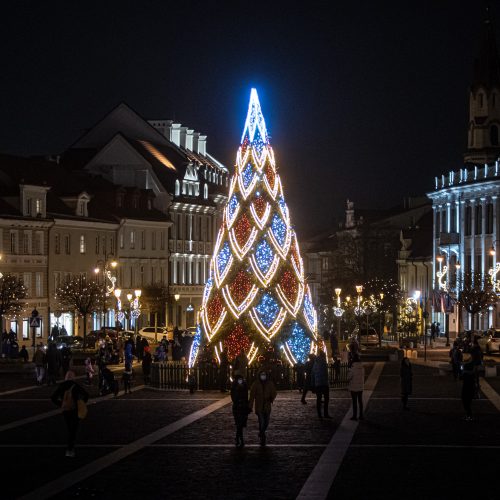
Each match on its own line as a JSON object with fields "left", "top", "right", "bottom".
{"left": 271, "top": 213, "right": 287, "bottom": 247}
{"left": 285, "top": 322, "right": 311, "bottom": 364}
{"left": 242, "top": 163, "right": 254, "bottom": 189}
{"left": 228, "top": 194, "right": 239, "bottom": 220}
{"left": 188, "top": 323, "right": 202, "bottom": 368}
{"left": 196, "top": 88, "right": 322, "bottom": 367}
{"left": 217, "top": 241, "right": 232, "bottom": 275}
{"left": 255, "top": 292, "right": 280, "bottom": 327}
{"left": 255, "top": 239, "right": 274, "bottom": 274}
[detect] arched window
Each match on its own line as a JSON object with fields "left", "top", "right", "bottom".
{"left": 490, "top": 125, "right": 499, "bottom": 146}
{"left": 182, "top": 181, "right": 187, "bottom": 195}
{"left": 175, "top": 180, "right": 180, "bottom": 196}
{"left": 204, "top": 184, "right": 208, "bottom": 199}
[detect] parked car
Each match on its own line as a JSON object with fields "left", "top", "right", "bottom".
{"left": 54, "top": 335, "right": 84, "bottom": 350}
{"left": 477, "top": 330, "right": 500, "bottom": 354}
{"left": 357, "top": 327, "right": 379, "bottom": 346}
{"left": 139, "top": 326, "right": 172, "bottom": 341}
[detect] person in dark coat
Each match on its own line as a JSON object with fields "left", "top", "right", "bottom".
{"left": 231, "top": 374, "right": 250, "bottom": 448}
{"left": 219, "top": 349, "right": 229, "bottom": 392}
{"left": 301, "top": 353, "right": 316, "bottom": 404}
{"left": 61, "top": 346, "right": 72, "bottom": 375}
{"left": 330, "top": 330, "right": 339, "bottom": 357}
{"left": 142, "top": 346, "right": 152, "bottom": 385}
{"left": 233, "top": 348, "right": 248, "bottom": 377}
{"left": 135, "top": 335, "right": 144, "bottom": 361}
{"left": 311, "top": 351, "right": 331, "bottom": 418}
{"left": 51, "top": 371, "right": 89, "bottom": 457}
{"left": 249, "top": 370, "right": 277, "bottom": 446}
{"left": 461, "top": 361, "right": 475, "bottom": 421}
{"left": 19, "top": 345, "right": 29, "bottom": 363}
{"left": 400, "top": 357, "right": 413, "bottom": 410}
{"left": 46, "top": 343, "right": 61, "bottom": 385}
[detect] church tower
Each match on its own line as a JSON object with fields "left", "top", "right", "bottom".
{"left": 464, "top": 9, "right": 500, "bottom": 165}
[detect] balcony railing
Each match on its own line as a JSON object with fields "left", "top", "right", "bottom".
{"left": 438, "top": 232, "right": 460, "bottom": 245}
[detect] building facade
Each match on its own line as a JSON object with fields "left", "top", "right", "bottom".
{"left": 428, "top": 15, "right": 500, "bottom": 333}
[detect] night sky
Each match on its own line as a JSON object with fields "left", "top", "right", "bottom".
{"left": 0, "top": 1, "right": 495, "bottom": 237}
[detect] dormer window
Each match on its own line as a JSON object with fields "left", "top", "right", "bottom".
{"left": 20, "top": 185, "right": 49, "bottom": 218}
{"left": 204, "top": 183, "right": 208, "bottom": 199}
{"left": 35, "top": 199, "right": 41, "bottom": 215}
{"left": 76, "top": 193, "right": 90, "bottom": 217}
{"left": 175, "top": 180, "right": 180, "bottom": 196}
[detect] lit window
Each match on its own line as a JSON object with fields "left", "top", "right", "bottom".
{"left": 79, "top": 235, "right": 86, "bottom": 254}
{"left": 130, "top": 230, "right": 135, "bottom": 249}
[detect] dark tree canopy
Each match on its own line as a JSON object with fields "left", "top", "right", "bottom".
{"left": 458, "top": 271, "right": 497, "bottom": 319}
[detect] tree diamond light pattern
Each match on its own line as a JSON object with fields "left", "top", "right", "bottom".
{"left": 194, "top": 88, "right": 320, "bottom": 367}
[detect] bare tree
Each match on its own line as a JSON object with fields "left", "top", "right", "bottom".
{"left": 141, "top": 283, "right": 169, "bottom": 341}
{"left": 0, "top": 273, "right": 27, "bottom": 335}
{"left": 55, "top": 275, "right": 104, "bottom": 341}
{"left": 458, "top": 272, "right": 497, "bottom": 330}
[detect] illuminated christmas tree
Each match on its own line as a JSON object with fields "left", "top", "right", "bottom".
{"left": 189, "top": 89, "right": 319, "bottom": 367}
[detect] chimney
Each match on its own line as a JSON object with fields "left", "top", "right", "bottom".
{"left": 198, "top": 135, "right": 207, "bottom": 155}
{"left": 170, "top": 123, "right": 181, "bottom": 146}
{"left": 185, "top": 129, "right": 194, "bottom": 151}
{"left": 192, "top": 132, "right": 199, "bottom": 153}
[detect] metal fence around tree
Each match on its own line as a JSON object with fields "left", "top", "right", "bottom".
{"left": 151, "top": 361, "right": 350, "bottom": 391}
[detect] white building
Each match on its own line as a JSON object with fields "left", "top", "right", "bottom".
{"left": 428, "top": 15, "right": 500, "bottom": 333}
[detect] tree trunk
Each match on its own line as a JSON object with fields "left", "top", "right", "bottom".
{"left": 83, "top": 313, "right": 87, "bottom": 341}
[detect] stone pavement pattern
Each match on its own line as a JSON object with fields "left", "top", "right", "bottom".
{"left": 0, "top": 361, "right": 498, "bottom": 500}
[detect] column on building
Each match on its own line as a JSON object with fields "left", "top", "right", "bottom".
{"left": 481, "top": 197, "right": 487, "bottom": 276}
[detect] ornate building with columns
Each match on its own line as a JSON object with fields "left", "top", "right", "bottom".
{"left": 428, "top": 14, "right": 500, "bottom": 333}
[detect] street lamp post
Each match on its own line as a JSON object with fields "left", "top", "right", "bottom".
{"left": 355, "top": 285, "right": 363, "bottom": 337}
{"left": 94, "top": 258, "right": 118, "bottom": 330}
{"left": 379, "top": 292, "right": 384, "bottom": 347}
{"left": 333, "top": 287, "right": 344, "bottom": 345}
{"left": 174, "top": 293, "right": 180, "bottom": 328}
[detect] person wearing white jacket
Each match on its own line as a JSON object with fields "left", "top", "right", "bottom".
{"left": 347, "top": 353, "right": 365, "bottom": 421}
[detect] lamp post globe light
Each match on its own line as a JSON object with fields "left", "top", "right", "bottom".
{"left": 354, "top": 285, "right": 364, "bottom": 335}
{"left": 333, "top": 287, "right": 344, "bottom": 343}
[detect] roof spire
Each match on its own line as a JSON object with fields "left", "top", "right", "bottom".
{"left": 473, "top": 3, "right": 500, "bottom": 89}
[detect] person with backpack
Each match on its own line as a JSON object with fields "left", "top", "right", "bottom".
{"left": 311, "top": 350, "right": 331, "bottom": 418}
{"left": 51, "top": 371, "right": 88, "bottom": 457}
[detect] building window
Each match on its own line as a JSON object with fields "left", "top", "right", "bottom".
{"left": 204, "top": 184, "right": 208, "bottom": 199}
{"left": 140, "top": 266, "right": 145, "bottom": 286}
{"left": 34, "top": 232, "right": 43, "bottom": 255}
{"left": 491, "top": 125, "right": 499, "bottom": 146}
{"left": 487, "top": 203, "right": 494, "bottom": 234}
{"left": 130, "top": 230, "right": 135, "bottom": 249}
{"left": 80, "top": 235, "right": 86, "bottom": 254}
{"left": 435, "top": 211, "right": 440, "bottom": 238}
{"left": 466, "top": 254, "right": 471, "bottom": 273}
{"left": 441, "top": 211, "right": 446, "bottom": 234}
{"left": 152, "top": 232, "right": 156, "bottom": 250}
{"left": 185, "top": 261, "right": 190, "bottom": 284}
{"left": 35, "top": 272, "right": 43, "bottom": 297}
{"left": 95, "top": 236, "right": 99, "bottom": 254}
{"left": 450, "top": 207, "right": 456, "bottom": 232}
{"left": 479, "top": 93, "right": 484, "bottom": 107}
{"left": 475, "top": 254, "right": 482, "bottom": 273}
{"left": 322, "top": 257, "right": 328, "bottom": 270}
{"left": 475, "top": 205, "right": 482, "bottom": 235}
{"left": 160, "top": 231, "right": 165, "bottom": 250}
{"left": 23, "top": 272, "right": 31, "bottom": 297}
{"left": 119, "top": 231, "right": 124, "bottom": 249}
{"left": 23, "top": 231, "right": 31, "bottom": 254}
{"left": 65, "top": 235, "right": 71, "bottom": 254}
{"left": 26, "top": 198, "right": 32, "bottom": 216}
{"left": 55, "top": 233, "right": 60, "bottom": 254}
{"left": 110, "top": 237, "right": 115, "bottom": 255}
{"left": 141, "top": 231, "right": 146, "bottom": 250}
{"left": 10, "top": 231, "right": 17, "bottom": 254}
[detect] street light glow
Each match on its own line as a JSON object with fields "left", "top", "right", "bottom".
{"left": 114, "top": 288, "right": 121, "bottom": 298}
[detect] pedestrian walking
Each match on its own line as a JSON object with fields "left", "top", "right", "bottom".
{"left": 311, "top": 350, "right": 331, "bottom": 418}
{"left": 330, "top": 330, "right": 339, "bottom": 358}
{"left": 135, "top": 335, "right": 144, "bottom": 361}
{"left": 61, "top": 345, "right": 72, "bottom": 375}
{"left": 400, "top": 357, "right": 413, "bottom": 410}
{"left": 300, "top": 353, "right": 316, "bottom": 404}
{"left": 46, "top": 343, "right": 60, "bottom": 384}
{"left": 125, "top": 342, "right": 134, "bottom": 367}
{"left": 347, "top": 353, "right": 365, "bottom": 420}
{"left": 51, "top": 371, "right": 89, "bottom": 457}
{"left": 449, "top": 342, "right": 463, "bottom": 380}
{"left": 85, "top": 356, "right": 95, "bottom": 385}
{"left": 122, "top": 363, "right": 133, "bottom": 394}
{"left": 219, "top": 349, "right": 229, "bottom": 392}
{"left": 430, "top": 322, "right": 436, "bottom": 342}
{"left": 233, "top": 348, "right": 248, "bottom": 377}
{"left": 231, "top": 374, "right": 250, "bottom": 448}
{"left": 249, "top": 370, "right": 277, "bottom": 446}
{"left": 461, "top": 359, "right": 475, "bottom": 421}
{"left": 19, "top": 344, "right": 29, "bottom": 363}
{"left": 435, "top": 322, "right": 441, "bottom": 339}
{"left": 33, "top": 343, "right": 46, "bottom": 385}
{"left": 470, "top": 336, "right": 483, "bottom": 397}
{"left": 142, "top": 346, "right": 152, "bottom": 385}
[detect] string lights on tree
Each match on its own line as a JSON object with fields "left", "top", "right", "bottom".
{"left": 192, "top": 89, "right": 320, "bottom": 367}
